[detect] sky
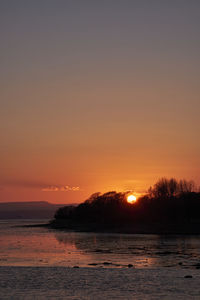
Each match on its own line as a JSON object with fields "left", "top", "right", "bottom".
{"left": 0, "top": 0, "right": 200, "bottom": 203}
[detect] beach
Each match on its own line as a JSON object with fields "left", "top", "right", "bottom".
{"left": 1, "top": 220, "right": 200, "bottom": 299}
{"left": 1, "top": 266, "right": 200, "bottom": 299}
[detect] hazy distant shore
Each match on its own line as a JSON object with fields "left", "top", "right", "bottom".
{"left": 0, "top": 201, "right": 68, "bottom": 220}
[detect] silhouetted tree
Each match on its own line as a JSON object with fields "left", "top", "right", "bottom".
{"left": 148, "top": 178, "right": 196, "bottom": 200}
{"left": 52, "top": 178, "right": 200, "bottom": 233}
{"left": 54, "top": 205, "right": 75, "bottom": 220}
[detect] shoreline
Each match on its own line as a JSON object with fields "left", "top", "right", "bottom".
{"left": 20, "top": 220, "right": 200, "bottom": 235}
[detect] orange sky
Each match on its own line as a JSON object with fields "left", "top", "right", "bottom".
{"left": 0, "top": 1, "right": 200, "bottom": 203}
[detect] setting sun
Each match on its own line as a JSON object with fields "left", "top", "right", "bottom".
{"left": 127, "top": 195, "right": 137, "bottom": 204}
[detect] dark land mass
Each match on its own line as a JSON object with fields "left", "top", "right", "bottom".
{"left": 50, "top": 178, "right": 200, "bottom": 234}
{"left": 0, "top": 201, "right": 77, "bottom": 219}
{"left": 49, "top": 219, "right": 200, "bottom": 235}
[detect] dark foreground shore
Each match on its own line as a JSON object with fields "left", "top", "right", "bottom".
{"left": 1, "top": 266, "right": 200, "bottom": 299}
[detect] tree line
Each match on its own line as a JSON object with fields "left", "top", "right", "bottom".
{"left": 52, "top": 178, "right": 200, "bottom": 232}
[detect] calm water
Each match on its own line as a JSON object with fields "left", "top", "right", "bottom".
{"left": 1, "top": 220, "right": 200, "bottom": 269}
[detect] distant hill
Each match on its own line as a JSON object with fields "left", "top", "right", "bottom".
{"left": 0, "top": 201, "right": 77, "bottom": 219}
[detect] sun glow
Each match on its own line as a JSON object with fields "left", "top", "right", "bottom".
{"left": 127, "top": 194, "right": 137, "bottom": 204}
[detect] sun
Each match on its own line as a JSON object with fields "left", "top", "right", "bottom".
{"left": 127, "top": 194, "right": 137, "bottom": 204}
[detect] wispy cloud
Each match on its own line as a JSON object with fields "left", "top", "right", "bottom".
{"left": 1, "top": 180, "right": 80, "bottom": 192}
{"left": 42, "top": 185, "right": 80, "bottom": 192}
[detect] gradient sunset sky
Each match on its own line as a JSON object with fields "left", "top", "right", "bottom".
{"left": 1, "top": 1, "right": 200, "bottom": 203}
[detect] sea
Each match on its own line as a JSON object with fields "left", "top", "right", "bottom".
{"left": 0, "top": 219, "right": 200, "bottom": 299}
